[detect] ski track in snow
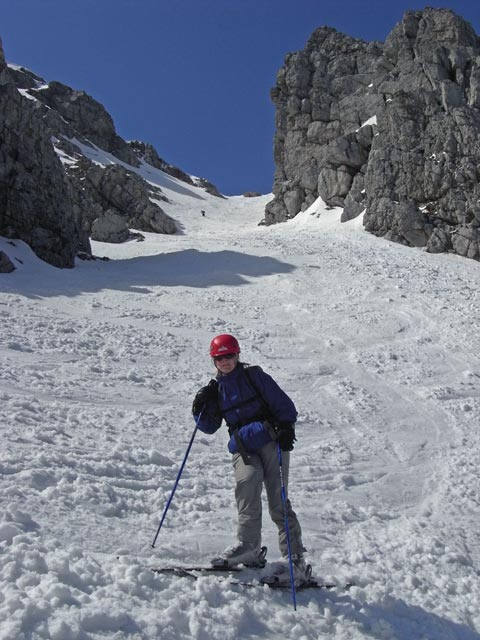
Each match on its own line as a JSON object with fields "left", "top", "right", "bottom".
{"left": 1, "top": 165, "right": 480, "bottom": 639}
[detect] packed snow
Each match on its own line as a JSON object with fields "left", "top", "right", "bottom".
{"left": 1, "top": 158, "right": 480, "bottom": 639}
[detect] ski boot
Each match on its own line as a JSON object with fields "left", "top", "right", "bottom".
{"left": 262, "top": 554, "right": 312, "bottom": 587}
{"left": 211, "top": 542, "right": 267, "bottom": 568}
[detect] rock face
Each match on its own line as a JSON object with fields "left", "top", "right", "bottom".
{"left": 1, "top": 39, "right": 222, "bottom": 268}
{"left": 191, "top": 176, "right": 226, "bottom": 199}
{"left": 0, "top": 40, "right": 89, "bottom": 268}
{"left": 267, "top": 8, "right": 480, "bottom": 260}
{"left": 128, "top": 140, "right": 225, "bottom": 198}
{"left": 85, "top": 164, "right": 176, "bottom": 234}
{"left": 91, "top": 211, "right": 130, "bottom": 244}
{"left": 0, "top": 250, "right": 15, "bottom": 273}
{"left": 128, "top": 140, "right": 195, "bottom": 185}
{"left": 33, "top": 81, "right": 140, "bottom": 166}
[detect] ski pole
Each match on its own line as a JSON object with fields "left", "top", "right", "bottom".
{"left": 277, "top": 444, "right": 297, "bottom": 611}
{"left": 151, "top": 412, "right": 202, "bottom": 548}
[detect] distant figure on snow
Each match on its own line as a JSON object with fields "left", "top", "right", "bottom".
{"left": 192, "top": 333, "right": 307, "bottom": 582}
{"left": 201, "top": 210, "right": 206, "bottom": 217}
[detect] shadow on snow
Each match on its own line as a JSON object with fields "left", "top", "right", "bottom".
{"left": 293, "top": 590, "right": 480, "bottom": 640}
{"left": 2, "top": 249, "right": 296, "bottom": 298}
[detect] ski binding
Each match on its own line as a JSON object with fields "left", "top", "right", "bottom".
{"left": 152, "top": 546, "right": 267, "bottom": 577}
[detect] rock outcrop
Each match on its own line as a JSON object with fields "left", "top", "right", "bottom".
{"left": 0, "top": 250, "right": 15, "bottom": 273}
{"left": 191, "top": 176, "right": 226, "bottom": 199}
{"left": 33, "top": 81, "right": 140, "bottom": 166}
{"left": 1, "top": 39, "right": 222, "bottom": 267}
{"left": 84, "top": 164, "right": 176, "bottom": 234}
{"left": 267, "top": 8, "right": 480, "bottom": 260}
{"left": 0, "top": 40, "right": 89, "bottom": 268}
{"left": 128, "top": 140, "right": 195, "bottom": 185}
{"left": 91, "top": 211, "right": 130, "bottom": 244}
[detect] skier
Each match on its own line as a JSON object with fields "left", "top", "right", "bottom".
{"left": 192, "top": 333, "right": 307, "bottom": 581}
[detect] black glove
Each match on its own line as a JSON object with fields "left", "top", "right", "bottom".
{"left": 275, "top": 422, "right": 296, "bottom": 451}
{"left": 192, "top": 379, "right": 219, "bottom": 416}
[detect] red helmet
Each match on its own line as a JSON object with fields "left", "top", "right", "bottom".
{"left": 209, "top": 334, "right": 240, "bottom": 358}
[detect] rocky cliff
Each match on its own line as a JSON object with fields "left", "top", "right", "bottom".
{"left": 1, "top": 38, "right": 221, "bottom": 268}
{"left": 266, "top": 8, "right": 480, "bottom": 260}
{"left": 0, "top": 39, "right": 89, "bottom": 268}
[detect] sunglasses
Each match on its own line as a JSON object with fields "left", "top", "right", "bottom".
{"left": 213, "top": 353, "right": 237, "bottom": 362}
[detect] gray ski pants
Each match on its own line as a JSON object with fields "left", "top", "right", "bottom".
{"left": 232, "top": 440, "right": 304, "bottom": 557}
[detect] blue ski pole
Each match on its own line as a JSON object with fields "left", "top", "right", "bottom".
{"left": 277, "top": 444, "right": 297, "bottom": 611}
{"left": 152, "top": 412, "right": 202, "bottom": 548}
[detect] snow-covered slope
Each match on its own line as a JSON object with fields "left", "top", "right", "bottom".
{"left": 1, "top": 178, "right": 480, "bottom": 639}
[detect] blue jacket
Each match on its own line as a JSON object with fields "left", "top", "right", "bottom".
{"left": 194, "top": 363, "right": 297, "bottom": 453}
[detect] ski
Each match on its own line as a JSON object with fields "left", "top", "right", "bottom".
{"left": 258, "top": 565, "right": 353, "bottom": 591}
{"left": 152, "top": 566, "right": 353, "bottom": 591}
{"left": 152, "top": 565, "right": 244, "bottom": 577}
{"left": 153, "top": 546, "right": 268, "bottom": 577}
{"left": 257, "top": 577, "right": 354, "bottom": 591}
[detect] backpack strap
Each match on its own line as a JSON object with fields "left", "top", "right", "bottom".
{"left": 243, "top": 366, "right": 270, "bottom": 416}
{"left": 221, "top": 365, "right": 271, "bottom": 429}
{"left": 243, "top": 366, "right": 278, "bottom": 440}
{"left": 221, "top": 366, "right": 278, "bottom": 463}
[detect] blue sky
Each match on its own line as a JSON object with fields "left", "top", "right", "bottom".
{"left": 2, "top": 0, "right": 479, "bottom": 195}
